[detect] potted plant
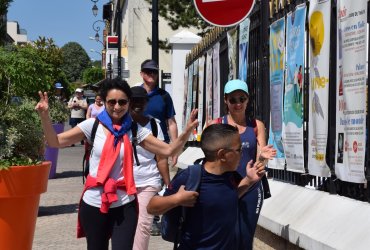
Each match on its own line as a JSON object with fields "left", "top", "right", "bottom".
{"left": 0, "top": 98, "right": 51, "bottom": 250}
{"left": 44, "top": 97, "right": 70, "bottom": 178}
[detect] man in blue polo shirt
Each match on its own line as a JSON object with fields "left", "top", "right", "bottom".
{"left": 139, "top": 59, "right": 178, "bottom": 235}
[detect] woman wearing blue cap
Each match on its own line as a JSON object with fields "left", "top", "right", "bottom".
{"left": 211, "top": 79, "right": 276, "bottom": 250}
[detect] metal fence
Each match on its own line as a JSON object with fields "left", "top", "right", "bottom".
{"left": 185, "top": 0, "right": 370, "bottom": 202}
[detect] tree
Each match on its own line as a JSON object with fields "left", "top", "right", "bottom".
{"left": 0, "top": 0, "right": 13, "bottom": 46}
{"left": 0, "top": 38, "right": 66, "bottom": 100}
{"left": 145, "top": 0, "right": 210, "bottom": 36}
{"left": 61, "top": 42, "right": 91, "bottom": 82}
{"left": 82, "top": 67, "right": 104, "bottom": 85}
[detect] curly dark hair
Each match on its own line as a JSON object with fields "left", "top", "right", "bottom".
{"left": 99, "top": 78, "right": 132, "bottom": 102}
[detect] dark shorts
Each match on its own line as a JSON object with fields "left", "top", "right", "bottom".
{"left": 69, "top": 118, "right": 85, "bottom": 127}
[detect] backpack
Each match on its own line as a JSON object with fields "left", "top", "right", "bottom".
{"left": 160, "top": 164, "right": 202, "bottom": 249}
{"left": 215, "top": 116, "right": 271, "bottom": 199}
{"left": 131, "top": 117, "right": 158, "bottom": 166}
{"left": 82, "top": 118, "right": 99, "bottom": 183}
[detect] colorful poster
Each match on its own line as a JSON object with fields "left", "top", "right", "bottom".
{"left": 282, "top": 4, "right": 306, "bottom": 173}
{"left": 185, "top": 63, "right": 194, "bottom": 129}
{"left": 197, "top": 56, "right": 205, "bottom": 137}
{"left": 182, "top": 67, "right": 189, "bottom": 130}
{"left": 308, "top": 0, "right": 331, "bottom": 177}
{"left": 227, "top": 28, "right": 238, "bottom": 80}
{"left": 239, "top": 18, "right": 250, "bottom": 82}
{"left": 205, "top": 49, "right": 213, "bottom": 126}
{"left": 268, "top": 17, "right": 286, "bottom": 170}
{"left": 192, "top": 59, "right": 199, "bottom": 110}
{"left": 335, "top": 0, "right": 367, "bottom": 183}
{"left": 212, "top": 42, "right": 221, "bottom": 119}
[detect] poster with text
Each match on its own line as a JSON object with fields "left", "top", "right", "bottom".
{"left": 197, "top": 56, "right": 205, "bottom": 137}
{"left": 212, "top": 42, "right": 221, "bottom": 119}
{"left": 205, "top": 49, "right": 213, "bottom": 126}
{"left": 192, "top": 59, "right": 199, "bottom": 111}
{"left": 335, "top": 0, "right": 367, "bottom": 183}
{"left": 268, "top": 17, "right": 286, "bottom": 170}
{"left": 182, "top": 67, "right": 189, "bottom": 130}
{"left": 227, "top": 28, "right": 238, "bottom": 80}
{"left": 283, "top": 4, "right": 306, "bottom": 173}
{"left": 239, "top": 18, "right": 250, "bottom": 82}
{"left": 185, "top": 63, "right": 194, "bottom": 130}
{"left": 308, "top": 0, "right": 331, "bottom": 177}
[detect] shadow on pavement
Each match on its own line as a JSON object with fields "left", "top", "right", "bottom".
{"left": 54, "top": 170, "right": 83, "bottom": 179}
{"left": 38, "top": 203, "right": 79, "bottom": 217}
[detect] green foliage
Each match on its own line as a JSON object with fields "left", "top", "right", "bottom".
{"left": 61, "top": 42, "right": 91, "bottom": 82}
{"left": 0, "top": 99, "right": 44, "bottom": 169}
{"left": 48, "top": 98, "right": 69, "bottom": 124}
{"left": 0, "top": 38, "right": 67, "bottom": 100}
{"left": 82, "top": 67, "right": 105, "bottom": 85}
{"left": 145, "top": 0, "right": 210, "bottom": 35}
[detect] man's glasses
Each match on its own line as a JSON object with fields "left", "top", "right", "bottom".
{"left": 229, "top": 96, "right": 248, "bottom": 105}
{"left": 143, "top": 69, "right": 158, "bottom": 75}
{"left": 106, "top": 99, "right": 129, "bottom": 107}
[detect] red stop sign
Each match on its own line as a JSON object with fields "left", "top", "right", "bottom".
{"left": 194, "top": 0, "right": 255, "bottom": 27}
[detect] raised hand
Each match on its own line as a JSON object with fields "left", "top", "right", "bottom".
{"left": 259, "top": 144, "right": 277, "bottom": 160}
{"left": 246, "top": 160, "right": 266, "bottom": 183}
{"left": 35, "top": 91, "right": 49, "bottom": 115}
{"left": 174, "top": 185, "right": 199, "bottom": 207}
{"left": 186, "top": 109, "right": 199, "bottom": 131}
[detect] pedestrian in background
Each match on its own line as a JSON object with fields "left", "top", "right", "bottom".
{"left": 35, "top": 78, "right": 198, "bottom": 250}
{"left": 211, "top": 79, "right": 276, "bottom": 250}
{"left": 130, "top": 86, "right": 170, "bottom": 250}
{"left": 139, "top": 59, "right": 178, "bottom": 235}
{"left": 68, "top": 88, "right": 88, "bottom": 146}
{"left": 86, "top": 94, "right": 105, "bottom": 119}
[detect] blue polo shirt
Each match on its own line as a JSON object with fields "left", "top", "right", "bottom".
{"left": 164, "top": 166, "right": 241, "bottom": 249}
{"left": 143, "top": 86, "right": 176, "bottom": 142}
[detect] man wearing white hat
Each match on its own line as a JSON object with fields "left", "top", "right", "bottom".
{"left": 68, "top": 88, "right": 88, "bottom": 146}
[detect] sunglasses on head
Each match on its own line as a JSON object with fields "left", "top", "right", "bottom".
{"left": 228, "top": 96, "right": 248, "bottom": 104}
{"left": 106, "top": 99, "right": 129, "bottom": 106}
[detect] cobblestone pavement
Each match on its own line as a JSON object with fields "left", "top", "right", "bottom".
{"left": 33, "top": 131, "right": 274, "bottom": 250}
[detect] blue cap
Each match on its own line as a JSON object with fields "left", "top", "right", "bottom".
{"left": 55, "top": 82, "right": 63, "bottom": 89}
{"left": 224, "top": 79, "right": 249, "bottom": 95}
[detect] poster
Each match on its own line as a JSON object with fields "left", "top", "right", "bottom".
{"left": 212, "top": 42, "right": 221, "bottom": 119}
{"left": 227, "top": 28, "right": 238, "bottom": 80}
{"left": 335, "top": 0, "right": 367, "bottom": 183}
{"left": 205, "top": 49, "right": 213, "bottom": 126}
{"left": 185, "top": 63, "right": 194, "bottom": 129}
{"left": 182, "top": 67, "right": 189, "bottom": 130}
{"left": 197, "top": 56, "right": 205, "bottom": 138}
{"left": 282, "top": 4, "right": 306, "bottom": 173}
{"left": 239, "top": 18, "right": 250, "bottom": 82}
{"left": 268, "top": 17, "right": 286, "bottom": 170}
{"left": 308, "top": 0, "right": 331, "bottom": 177}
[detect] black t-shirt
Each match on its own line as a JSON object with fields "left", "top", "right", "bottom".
{"left": 165, "top": 166, "right": 242, "bottom": 250}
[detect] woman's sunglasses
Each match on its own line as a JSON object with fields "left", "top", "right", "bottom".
{"left": 228, "top": 96, "right": 248, "bottom": 104}
{"left": 106, "top": 99, "right": 129, "bottom": 106}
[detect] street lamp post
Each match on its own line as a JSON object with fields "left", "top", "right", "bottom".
{"left": 90, "top": 0, "right": 99, "bottom": 17}
{"left": 152, "top": 0, "right": 159, "bottom": 65}
{"left": 89, "top": 36, "right": 104, "bottom": 46}
{"left": 92, "top": 20, "right": 105, "bottom": 43}
{"left": 117, "top": 0, "right": 122, "bottom": 79}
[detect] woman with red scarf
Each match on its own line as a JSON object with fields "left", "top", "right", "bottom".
{"left": 35, "top": 78, "right": 198, "bottom": 250}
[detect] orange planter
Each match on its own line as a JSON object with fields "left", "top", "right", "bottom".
{"left": 0, "top": 162, "right": 51, "bottom": 250}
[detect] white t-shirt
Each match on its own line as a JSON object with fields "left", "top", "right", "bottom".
{"left": 133, "top": 118, "right": 164, "bottom": 188}
{"left": 78, "top": 118, "right": 151, "bottom": 208}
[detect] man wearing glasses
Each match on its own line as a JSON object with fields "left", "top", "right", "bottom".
{"left": 139, "top": 59, "right": 178, "bottom": 236}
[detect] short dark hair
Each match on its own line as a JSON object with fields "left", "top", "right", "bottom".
{"left": 99, "top": 78, "right": 132, "bottom": 102}
{"left": 201, "top": 124, "right": 239, "bottom": 161}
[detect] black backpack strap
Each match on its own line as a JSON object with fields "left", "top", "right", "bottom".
{"left": 150, "top": 118, "right": 158, "bottom": 137}
{"left": 82, "top": 118, "right": 99, "bottom": 183}
{"left": 173, "top": 165, "right": 202, "bottom": 249}
{"left": 131, "top": 121, "right": 140, "bottom": 166}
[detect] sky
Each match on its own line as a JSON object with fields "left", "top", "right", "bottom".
{"left": 7, "top": 0, "right": 107, "bottom": 61}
